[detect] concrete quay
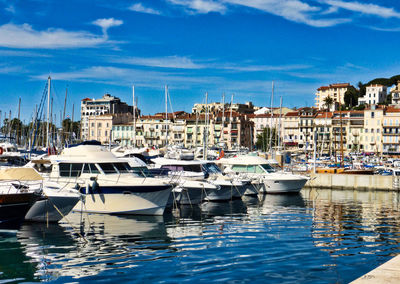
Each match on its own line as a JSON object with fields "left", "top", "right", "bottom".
{"left": 351, "top": 254, "right": 400, "bottom": 283}
{"left": 305, "top": 173, "right": 398, "bottom": 191}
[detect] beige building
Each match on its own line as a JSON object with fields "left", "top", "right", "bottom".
{"left": 88, "top": 113, "right": 132, "bottom": 144}
{"left": 282, "top": 111, "right": 300, "bottom": 150}
{"left": 382, "top": 106, "right": 400, "bottom": 155}
{"left": 81, "top": 94, "right": 137, "bottom": 141}
{"left": 315, "top": 83, "right": 351, "bottom": 111}
{"left": 390, "top": 81, "right": 400, "bottom": 105}
{"left": 361, "top": 106, "right": 383, "bottom": 154}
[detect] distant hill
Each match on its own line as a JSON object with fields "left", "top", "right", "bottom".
{"left": 367, "top": 75, "right": 400, "bottom": 87}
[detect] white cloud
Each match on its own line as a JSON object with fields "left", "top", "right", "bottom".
{"left": 111, "top": 55, "right": 205, "bottom": 69}
{"left": 92, "top": 18, "right": 123, "bottom": 37}
{"left": 5, "top": 4, "right": 15, "bottom": 14}
{"left": 0, "top": 23, "right": 111, "bottom": 49}
{"left": 128, "top": 3, "right": 161, "bottom": 15}
{"left": 168, "top": 0, "right": 227, "bottom": 14}
{"left": 324, "top": 0, "right": 400, "bottom": 18}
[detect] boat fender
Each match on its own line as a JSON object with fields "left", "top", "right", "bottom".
{"left": 0, "top": 147, "right": 3, "bottom": 155}
{"left": 92, "top": 180, "right": 99, "bottom": 191}
{"left": 86, "top": 183, "right": 90, "bottom": 195}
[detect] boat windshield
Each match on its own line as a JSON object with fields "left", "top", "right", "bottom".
{"left": 98, "top": 163, "right": 134, "bottom": 175}
{"left": 202, "top": 163, "right": 223, "bottom": 174}
{"left": 260, "top": 164, "right": 276, "bottom": 173}
{"left": 160, "top": 164, "right": 203, "bottom": 173}
{"left": 131, "top": 167, "right": 152, "bottom": 177}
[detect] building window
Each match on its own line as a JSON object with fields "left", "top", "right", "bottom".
{"left": 371, "top": 112, "right": 374, "bottom": 118}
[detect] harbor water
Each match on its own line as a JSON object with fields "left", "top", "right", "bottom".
{"left": 2, "top": 188, "right": 400, "bottom": 283}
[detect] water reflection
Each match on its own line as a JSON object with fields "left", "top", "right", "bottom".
{"left": 2, "top": 189, "right": 400, "bottom": 283}
{"left": 0, "top": 231, "right": 37, "bottom": 282}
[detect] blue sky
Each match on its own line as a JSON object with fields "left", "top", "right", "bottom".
{"left": 1, "top": 0, "right": 400, "bottom": 124}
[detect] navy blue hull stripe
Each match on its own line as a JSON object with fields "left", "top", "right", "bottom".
{"left": 80, "top": 185, "right": 172, "bottom": 194}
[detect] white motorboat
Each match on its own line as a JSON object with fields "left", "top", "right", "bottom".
{"left": 25, "top": 180, "right": 81, "bottom": 222}
{"left": 0, "top": 167, "right": 81, "bottom": 222}
{"left": 152, "top": 158, "right": 239, "bottom": 202}
{"left": 218, "top": 155, "right": 308, "bottom": 194}
{"left": 43, "top": 144, "right": 172, "bottom": 215}
{"left": 0, "top": 168, "right": 43, "bottom": 227}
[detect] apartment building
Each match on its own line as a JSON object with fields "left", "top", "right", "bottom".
{"left": 390, "top": 81, "right": 400, "bottom": 105}
{"left": 87, "top": 113, "right": 132, "bottom": 144}
{"left": 382, "top": 106, "right": 400, "bottom": 155}
{"left": 298, "top": 107, "right": 318, "bottom": 152}
{"left": 313, "top": 111, "right": 333, "bottom": 155}
{"left": 282, "top": 111, "right": 300, "bottom": 150}
{"left": 113, "top": 111, "right": 188, "bottom": 147}
{"left": 81, "top": 94, "right": 136, "bottom": 140}
{"left": 358, "top": 84, "right": 387, "bottom": 106}
{"left": 315, "top": 83, "right": 351, "bottom": 111}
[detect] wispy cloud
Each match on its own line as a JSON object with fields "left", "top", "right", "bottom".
{"left": 0, "top": 49, "right": 52, "bottom": 57}
{"left": 367, "top": 26, "right": 400, "bottom": 32}
{"left": 166, "top": 0, "right": 400, "bottom": 28}
{"left": 128, "top": 3, "right": 161, "bottom": 15}
{"left": 0, "top": 21, "right": 121, "bottom": 49}
{"left": 111, "top": 55, "right": 206, "bottom": 69}
{"left": 110, "top": 55, "right": 312, "bottom": 72}
{"left": 324, "top": 0, "right": 400, "bottom": 18}
{"left": 92, "top": 18, "right": 123, "bottom": 37}
{"left": 5, "top": 4, "right": 15, "bottom": 14}
{"left": 168, "top": 0, "right": 227, "bottom": 14}
{"left": 32, "top": 66, "right": 215, "bottom": 88}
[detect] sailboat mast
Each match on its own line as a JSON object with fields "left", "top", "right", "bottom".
{"left": 221, "top": 93, "right": 225, "bottom": 143}
{"left": 230, "top": 94, "right": 233, "bottom": 149}
{"left": 165, "top": 85, "right": 168, "bottom": 146}
{"left": 269, "top": 81, "right": 274, "bottom": 155}
{"left": 204, "top": 92, "right": 208, "bottom": 159}
{"left": 46, "top": 76, "right": 51, "bottom": 149}
{"left": 132, "top": 85, "right": 136, "bottom": 147}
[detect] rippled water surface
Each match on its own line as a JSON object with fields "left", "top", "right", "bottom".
{"left": 2, "top": 188, "right": 400, "bottom": 283}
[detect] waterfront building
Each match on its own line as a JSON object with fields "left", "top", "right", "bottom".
{"left": 360, "top": 106, "right": 383, "bottom": 155}
{"left": 113, "top": 111, "right": 188, "bottom": 147}
{"left": 313, "top": 111, "right": 333, "bottom": 155}
{"left": 382, "top": 106, "right": 400, "bottom": 155}
{"left": 88, "top": 113, "right": 132, "bottom": 144}
{"left": 80, "top": 94, "right": 136, "bottom": 140}
{"left": 191, "top": 101, "right": 255, "bottom": 115}
{"left": 315, "top": 83, "right": 351, "bottom": 111}
{"left": 250, "top": 113, "right": 280, "bottom": 148}
{"left": 390, "top": 81, "right": 400, "bottom": 105}
{"left": 282, "top": 111, "right": 300, "bottom": 151}
{"left": 358, "top": 84, "right": 387, "bottom": 106}
{"left": 298, "top": 107, "right": 318, "bottom": 152}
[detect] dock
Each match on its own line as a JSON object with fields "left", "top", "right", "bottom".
{"left": 305, "top": 173, "right": 399, "bottom": 191}
{"left": 351, "top": 255, "right": 400, "bottom": 283}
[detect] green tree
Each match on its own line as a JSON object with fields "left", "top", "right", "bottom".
{"left": 344, "top": 86, "right": 359, "bottom": 109}
{"left": 256, "top": 127, "right": 277, "bottom": 152}
{"left": 323, "top": 96, "right": 334, "bottom": 111}
{"left": 358, "top": 81, "right": 366, "bottom": 97}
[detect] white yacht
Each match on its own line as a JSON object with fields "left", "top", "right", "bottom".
{"left": 44, "top": 144, "right": 172, "bottom": 215}
{"left": 218, "top": 155, "right": 308, "bottom": 194}
{"left": 152, "top": 158, "right": 240, "bottom": 202}
{"left": 0, "top": 167, "right": 81, "bottom": 222}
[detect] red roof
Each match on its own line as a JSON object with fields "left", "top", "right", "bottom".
{"left": 81, "top": 98, "right": 92, "bottom": 101}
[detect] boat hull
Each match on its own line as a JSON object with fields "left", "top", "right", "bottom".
{"left": 260, "top": 177, "right": 308, "bottom": 194}
{"left": 203, "top": 185, "right": 232, "bottom": 202}
{"left": 173, "top": 187, "right": 203, "bottom": 205}
{"left": 0, "top": 193, "right": 39, "bottom": 228}
{"left": 25, "top": 195, "right": 81, "bottom": 222}
{"left": 73, "top": 185, "right": 172, "bottom": 216}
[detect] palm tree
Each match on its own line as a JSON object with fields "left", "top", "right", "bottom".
{"left": 323, "top": 96, "right": 334, "bottom": 111}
